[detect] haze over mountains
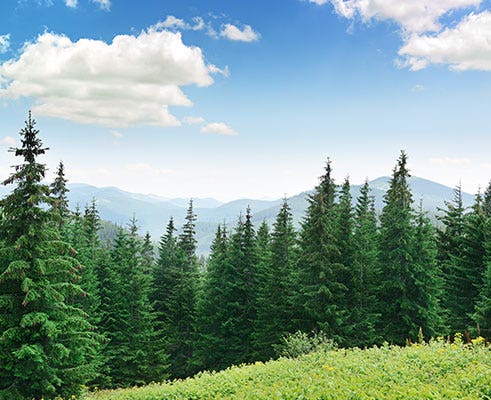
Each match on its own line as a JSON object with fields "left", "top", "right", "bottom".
{"left": 0, "top": 176, "right": 476, "bottom": 254}
{"left": 58, "top": 176, "right": 478, "bottom": 253}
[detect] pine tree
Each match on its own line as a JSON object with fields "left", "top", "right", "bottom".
{"left": 377, "top": 151, "right": 441, "bottom": 344}
{"left": 254, "top": 200, "right": 298, "bottom": 360}
{"left": 437, "top": 184, "right": 466, "bottom": 332}
{"left": 350, "top": 180, "right": 380, "bottom": 346}
{"left": 294, "top": 159, "right": 347, "bottom": 341}
{"left": 101, "top": 220, "right": 166, "bottom": 387}
{"left": 447, "top": 192, "right": 487, "bottom": 334}
{"left": 194, "top": 224, "right": 229, "bottom": 371}
{"left": 474, "top": 218, "right": 491, "bottom": 337}
{"left": 50, "top": 161, "right": 70, "bottom": 227}
{"left": 0, "top": 113, "right": 98, "bottom": 399}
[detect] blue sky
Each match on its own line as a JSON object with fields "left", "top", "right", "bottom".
{"left": 1, "top": 0, "right": 491, "bottom": 201}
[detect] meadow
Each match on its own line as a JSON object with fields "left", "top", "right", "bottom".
{"left": 87, "top": 339, "right": 491, "bottom": 400}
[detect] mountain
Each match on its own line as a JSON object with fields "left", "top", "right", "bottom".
{"left": 0, "top": 177, "right": 476, "bottom": 254}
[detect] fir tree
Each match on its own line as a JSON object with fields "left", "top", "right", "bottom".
{"left": 0, "top": 113, "right": 98, "bottom": 399}
{"left": 437, "top": 184, "right": 466, "bottom": 332}
{"left": 350, "top": 180, "right": 380, "bottom": 346}
{"left": 294, "top": 159, "right": 347, "bottom": 341}
{"left": 101, "top": 220, "right": 166, "bottom": 387}
{"left": 194, "top": 224, "right": 229, "bottom": 371}
{"left": 50, "top": 161, "right": 70, "bottom": 227}
{"left": 474, "top": 218, "right": 491, "bottom": 337}
{"left": 377, "top": 151, "right": 441, "bottom": 344}
{"left": 254, "top": 200, "right": 298, "bottom": 360}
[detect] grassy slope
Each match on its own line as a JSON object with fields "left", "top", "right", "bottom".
{"left": 88, "top": 342, "right": 491, "bottom": 400}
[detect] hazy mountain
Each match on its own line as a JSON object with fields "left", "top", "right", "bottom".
{"left": 0, "top": 177, "right": 476, "bottom": 254}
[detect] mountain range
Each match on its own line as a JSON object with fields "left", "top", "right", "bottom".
{"left": 0, "top": 176, "right": 476, "bottom": 254}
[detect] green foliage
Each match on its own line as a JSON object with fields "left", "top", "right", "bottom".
{"left": 274, "top": 331, "right": 336, "bottom": 358}
{"left": 88, "top": 341, "right": 491, "bottom": 400}
{"left": 0, "top": 113, "right": 98, "bottom": 399}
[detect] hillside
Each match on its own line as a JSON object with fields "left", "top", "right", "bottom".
{"left": 0, "top": 176, "right": 475, "bottom": 253}
{"left": 87, "top": 341, "right": 490, "bottom": 400}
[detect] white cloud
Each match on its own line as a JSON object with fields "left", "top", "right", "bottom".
{"left": 92, "top": 0, "right": 110, "bottom": 11}
{"left": 429, "top": 157, "right": 471, "bottom": 167}
{"left": 309, "top": 0, "right": 329, "bottom": 4}
{"left": 110, "top": 130, "right": 123, "bottom": 139}
{"left": 201, "top": 122, "right": 238, "bottom": 136}
{"left": 0, "top": 34, "right": 10, "bottom": 54}
{"left": 126, "top": 162, "right": 175, "bottom": 175}
{"left": 0, "top": 30, "right": 221, "bottom": 127}
{"left": 398, "top": 11, "right": 491, "bottom": 71}
{"left": 0, "top": 136, "right": 15, "bottom": 146}
{"left": 328, "top": 0, "right": 481, "bottom": 33}
{"left": 220, "top": 24, "right": 260, "bottom": 42}
{"left": 183, "top": 116, "right": 205, "bottom": 125}
{"left": 65, "top": 0, "right": 77, "bottom": 8}
{"left": 411, "top": 84, "right": 425, "bottom": 92}
{"left": 150, "top": 15, "right": 205, "bottom": 32}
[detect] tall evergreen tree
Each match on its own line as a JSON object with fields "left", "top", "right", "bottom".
{"left": 294, "top": 159, "right": 347, "bottom": 342}
{"left": 377, "top": 151, "right": 440, "bottom": 343}
{"left": 0, "top": 113, "right": 98, "bottom": 399}
{"left": 448, "top": 192, "right": 487, "bottom": 334}
{"left": 194, "top": 224, "right": 229, "bottom": 371}
{"left": 350, "top": 180, "right": 380, "bottom": 346}
{"left": 437, "top": 184, "right": 467, "bottom": 332}
{"left": 101, "top": 220, "right": 166, "bottom": 387}
{"left": 50, "top": 161, "right": 70, "bottom": 227}
{"left": 474, "top": 219, "right": 491, "bottom": 337}
{"left": 254, "top": 200, "right": 298, "bottom": 360}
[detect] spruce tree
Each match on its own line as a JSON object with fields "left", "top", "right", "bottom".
{"left": 194, "top": 224, "right": 229, "bottom": 371}
{"left": 294, "top": 159, "right": 347, "bottom": 342}
{"left": 50, "top": 161, "right": 70, "bottom": 227}
{"left": 474, "top": 218, "right": 491, "bottom": 337}
{"left": 0, "top": 113, "right": 98, "bottom": 399}
{"left": 437, "top": 184, "right": 466, "bottom": 332}
{"left": 350, "top": 180, "right": 380, "bottom": 346}
{"left": 101, "top": 220, "right": 166, "bottom": 387}
{"left": 377, "top": 151, "right": 441, "bottom": 344}
{"left": 254, "top": 200, "right": 298, "bottom": 360}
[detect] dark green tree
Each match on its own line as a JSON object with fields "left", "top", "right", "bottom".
{"left": 294, "top": 159, "right": 347, "bottom": 342}
{"left": 50, "top": 161, "right": 70, "bottom": 227}
{"left": 194, "top": 224, "right": 229, "bottom": 371}
{"left": 437, "top": 184, "right": 466, "bottom": 332}
{"left": 474, "top": 219, "right": 491, "bottom": 338}
{"left": 101, "top": 220, "right": 166, "bottom": 387}
{"left": 0, "top": 113, "right": 98, "bottom": 399}
{"left": 254, "top": 200, "right": 298, "bottom": 360}
{"left": 350, "top": 180, "right": 380, "bottom": 346}
{"left": 377, "top": 151, "right": 442, "bottom": 344}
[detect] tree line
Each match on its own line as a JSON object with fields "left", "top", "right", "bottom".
{"left": 0, "top": 115, "right": 490, "bottom": 399}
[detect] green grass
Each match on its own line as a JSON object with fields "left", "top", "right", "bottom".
{"left": 87, "top": 340, "right": 491, "bottom": 400}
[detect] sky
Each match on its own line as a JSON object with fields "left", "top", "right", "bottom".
{"left": 1, "top": 0, "right": 491, "bottom": 201}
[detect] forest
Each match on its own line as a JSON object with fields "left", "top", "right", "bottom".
{"left": 0, "top": 114, "right": 490, "bottom": 399}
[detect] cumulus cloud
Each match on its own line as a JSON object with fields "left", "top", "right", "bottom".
{"left": 201, "top": 122, "right": 238, "bottom": 136}
{"left": 183, "top": 116, "right": 205, "bottom": 125}
{"left": 411, "top": 84, "right": 425, "bottom": 92}
{"left": 126, "top": 162, "right": 174, "bottom": 175}
{"left": 429, "top": 157, "right": 471, "bottom": 167}
{"left": 309, "top": 0, "right": 329, "bottom": 5}
{"left": 65, "top": 0, "right": 77, "bottom": 8}
{"left": 220, "top": 24, "right": 260, "bottom": 42}
{"left": 328, "top": 0, "right": 481, "bottom": 33}
{"left": 0, "top": 136, "right": 15, "bottom": 146}
{"left": 0, "top": 30, "right": 222, "bottom": 127}
{"left": 399, "top": 11, "right": 491, "bottom": 71}
{"left": 0, "top": 34, "right": 10, "bottom": 54}
{"left": 92, "top": 0, "right": 110, "bottom": 11}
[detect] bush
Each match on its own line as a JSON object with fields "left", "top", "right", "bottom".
{"left": 273, "top": 331, "right": 336, "bottom": 358}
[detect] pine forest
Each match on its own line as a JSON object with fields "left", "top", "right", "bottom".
{"left": 0, "top": 114, "right": 490, "bottom": 399}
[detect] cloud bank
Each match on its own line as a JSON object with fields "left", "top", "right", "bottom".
{"left": 0, "top": 30, "right": 222, "bottom": 127}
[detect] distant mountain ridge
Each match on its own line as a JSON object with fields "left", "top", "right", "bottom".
{"left": 0, "top": 176, "right": 476, "bottom": 254}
